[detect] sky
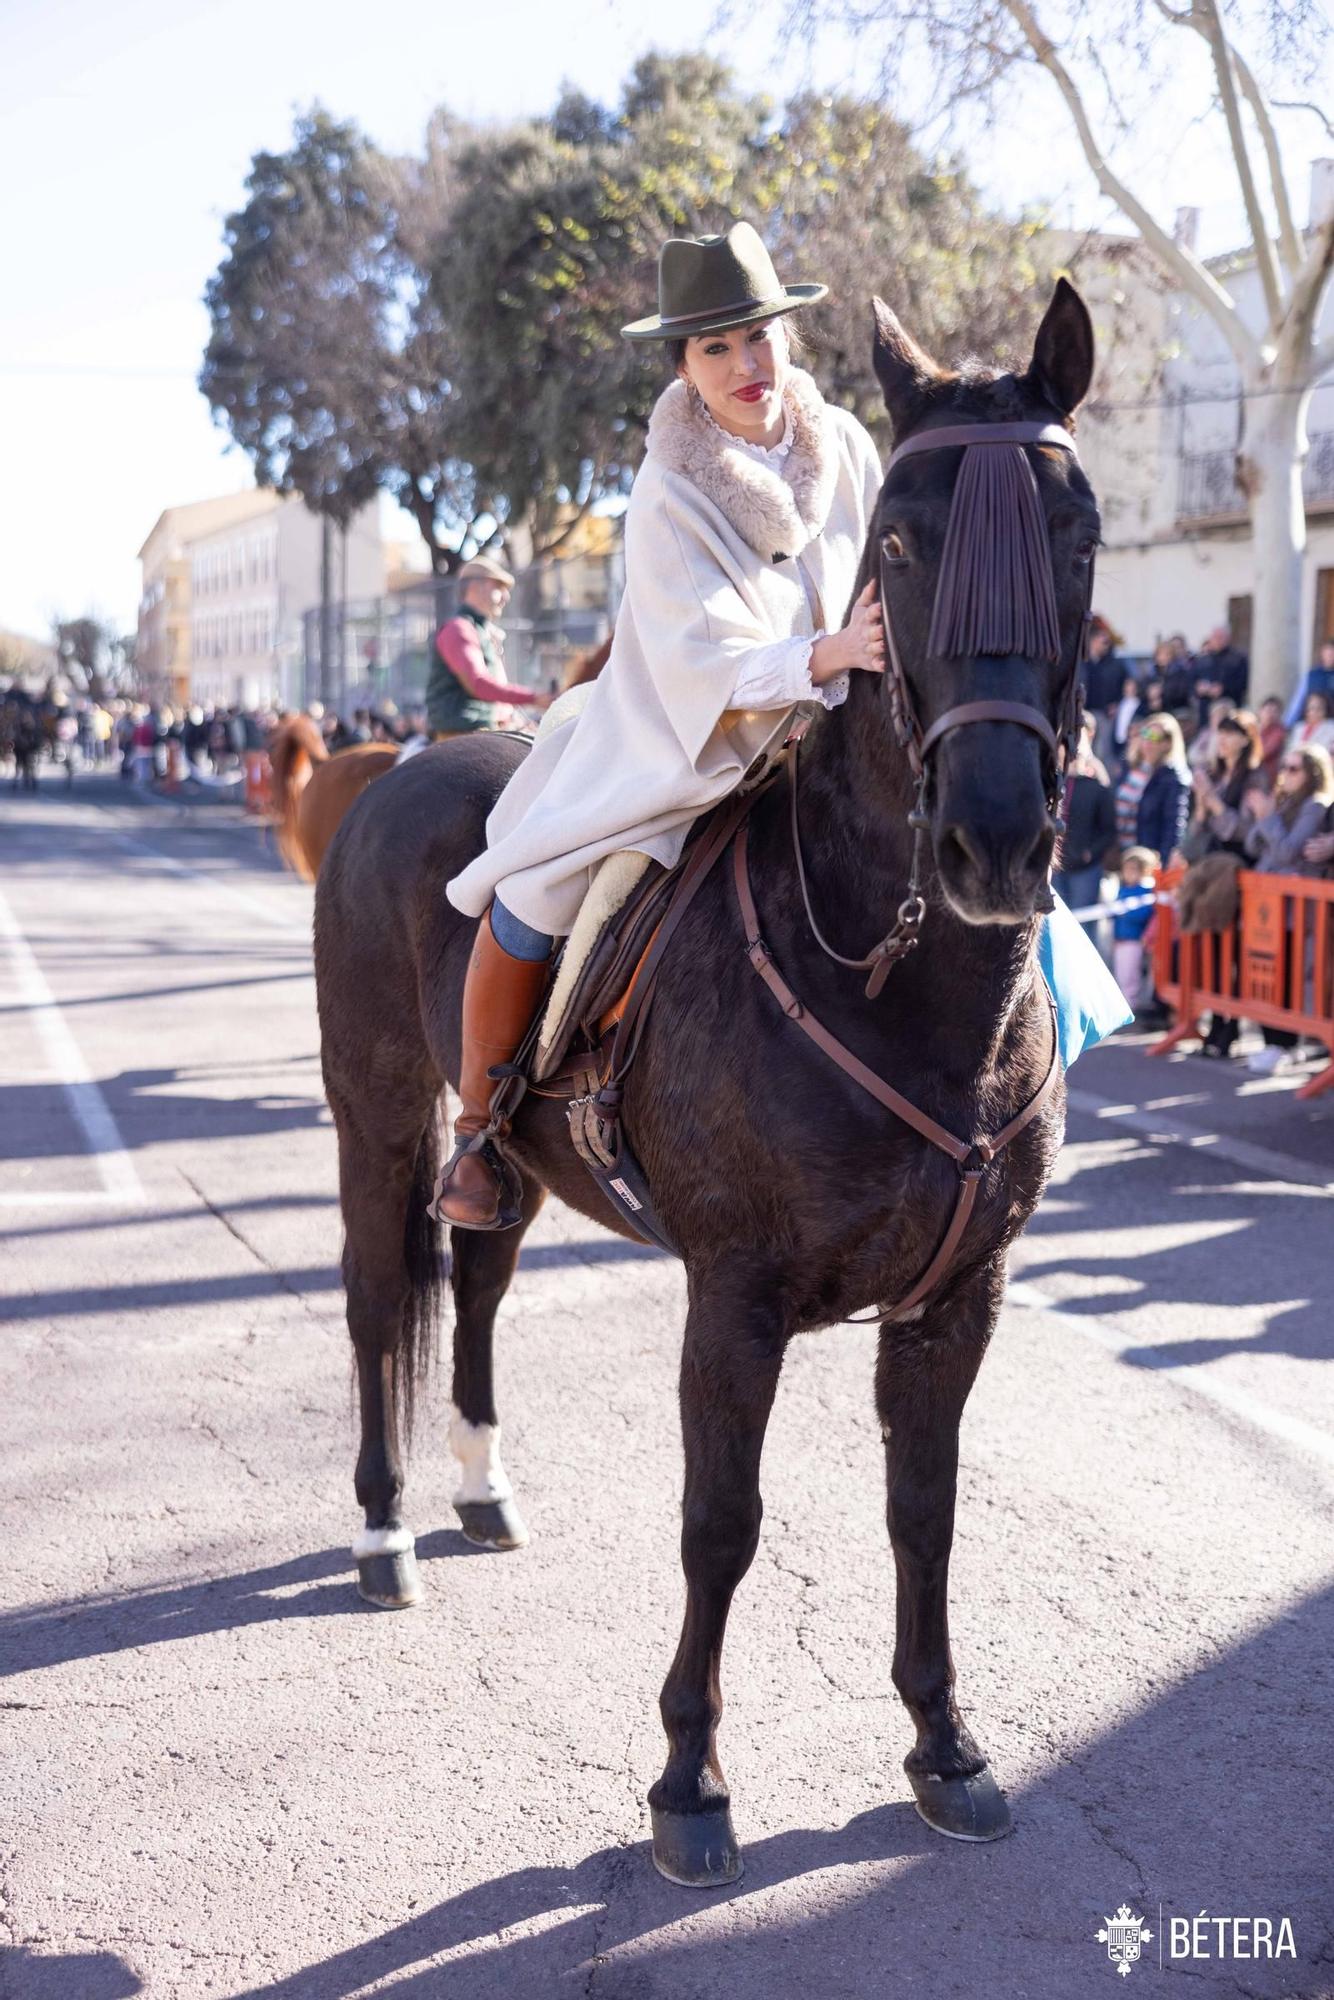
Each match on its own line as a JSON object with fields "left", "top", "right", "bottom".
{"left": 1, "top": 0, "right": 1327, "bottom": 645}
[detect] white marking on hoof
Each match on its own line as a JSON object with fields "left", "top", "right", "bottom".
{"left": 449, "top": 1407, "right": 513, "bottom": 1505}
{"left": 351, "top": 1524, "right": 416, "bottom": 1560}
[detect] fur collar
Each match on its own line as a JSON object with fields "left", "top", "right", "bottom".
{"left": 646, "top": 366, "right": 838, "bottom": 560}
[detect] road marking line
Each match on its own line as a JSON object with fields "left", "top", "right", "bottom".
{"left": 0, "top": 889, "right": 144, "bottom": 1206}
{"left": 1066, "top": 1085, "right": 1334, "bottom": 1193}
{"left": 1008, "top": 1277, "right": 1334, "bottom": 1472}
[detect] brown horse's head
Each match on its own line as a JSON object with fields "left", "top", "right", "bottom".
{"left": 868, "top": 279, "right": 1099, "bottom": 925}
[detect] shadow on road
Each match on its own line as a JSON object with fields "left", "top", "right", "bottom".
{"left": 0, "top": 1264, "right": 343, "bottom": 1323}
{"left": 1019, "top": 1144, "right": 1330, "bottom": 1369}
{"left": 0, "top": 1946, "right": 143, "bottom": 1998}
{"left": 1, "top": 1534, "right": 484, "bottom": 1679}
{"left": 213, "top": 1577, "right": 1334, "bottom": 1998}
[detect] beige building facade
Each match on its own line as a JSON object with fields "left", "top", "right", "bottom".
{"left": 138, "top": 492, "right": 386, "bottom": 709}
{"left": 1069, "top": 169, "right": 1334, "bottom": 688}
{"left": 137, "top": 492, "right": 276, "bottom": 707}
{"left": 188, "top": 497, "right": 385, "bottom": 710}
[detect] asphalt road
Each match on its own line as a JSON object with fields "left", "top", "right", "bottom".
{"left": 3, "top": 765, "right": 1333, "bottom": 2000}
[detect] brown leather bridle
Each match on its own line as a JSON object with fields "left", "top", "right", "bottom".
{"left": 879, "top": 418, "right": 1092, "bottom": 788}
{"left": 727, "top": 417, "right": 1086, "bottom": 1320}
{"left": 789, "top": 417, "right": 1095, "bottom": 999}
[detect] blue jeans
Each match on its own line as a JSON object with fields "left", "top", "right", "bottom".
{"left": 1052, "top": 865, "right": 1104, "bottom": 928}
{"left": 492, "top": 896, "right": 554, "bottom": 963}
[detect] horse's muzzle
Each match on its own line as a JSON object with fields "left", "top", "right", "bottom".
{"left": 930, "top": 720, "right": 1057, "bottom": 925}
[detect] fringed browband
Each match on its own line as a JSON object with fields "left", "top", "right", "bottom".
{"left": 888, "top": 422, "right": 1077, "bottom": 666}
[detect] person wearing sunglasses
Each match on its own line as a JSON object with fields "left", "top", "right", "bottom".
{"left": 1132, "top": 712, "right": 1190, "bottom": 869}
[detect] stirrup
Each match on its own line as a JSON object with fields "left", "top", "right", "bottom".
{"left": 428, "top": 1129, "right": 525, "bottom": 1232}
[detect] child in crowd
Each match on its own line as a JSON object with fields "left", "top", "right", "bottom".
{"left": 1112, "top": 846, "right": 1159, "bottom": 1010}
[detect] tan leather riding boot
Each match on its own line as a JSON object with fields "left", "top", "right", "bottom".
{"left": 432, "top": 911, "right": 550, "bottom": 1230}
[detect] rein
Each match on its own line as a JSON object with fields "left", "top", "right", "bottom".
{"left": 731, "top": 416, "right": 1081, "bottom": 1320}
{"left": 792, "top": 418, "right": 1094, "bottom": 1002}
{"left": 733, "top": 816, "right": 1061, "bottom": 1324}
{"left": 878, "top": 419, "right": 1093, "bottom": 806}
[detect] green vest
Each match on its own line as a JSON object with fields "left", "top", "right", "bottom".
{"left": 427, "top": 604, "right": 500, "bottom": 734}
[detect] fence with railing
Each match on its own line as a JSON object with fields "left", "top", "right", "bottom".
{"left": 1149, "top": 864, "right": 1334, "bottom": 1099}
{"left": 296, "top": 548, "right": 624, "bottom": 717}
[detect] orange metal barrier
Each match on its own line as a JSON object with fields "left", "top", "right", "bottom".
{"left": 243, "top": 751, "right": 272, "bottom": 816}
{"left": 1150, "top": 866, "right": 1334, "bottom": 1099}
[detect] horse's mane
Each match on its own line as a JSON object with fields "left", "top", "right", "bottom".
{"left": 267, "top": 715, "right": 328, "bottom": 877}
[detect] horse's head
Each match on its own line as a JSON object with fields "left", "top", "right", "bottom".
{"left": 868, "top": 279, "right": 1100, "bottom": 926}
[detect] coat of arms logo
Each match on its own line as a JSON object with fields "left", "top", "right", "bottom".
{"left": 1096, "top": 1905, "right": 1153, "bottom": 1976}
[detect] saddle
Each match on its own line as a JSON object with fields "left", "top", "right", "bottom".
{"left": 498, "top": 782, "right": 773, "bottom": 1254}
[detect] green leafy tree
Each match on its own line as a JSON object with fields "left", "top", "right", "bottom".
{"left": 201, "top": 109, "right": 492, "bottom": 572}
{"left": 201, "top": 62, "right": 1050, "bottom": 574}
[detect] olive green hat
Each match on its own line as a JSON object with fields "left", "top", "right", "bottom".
{"left": 621, "top": 221, "right": 827, "bottom": 342}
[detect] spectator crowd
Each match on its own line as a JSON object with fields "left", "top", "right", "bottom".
{"left": 1, "top": 686, "right": 431, "bottom": 792}
{"left": 1059, "top": 618, "right": 1334, "bottom": 1074}
{"left": 8, "top": 611, "right": 1334, "bottom": 1078}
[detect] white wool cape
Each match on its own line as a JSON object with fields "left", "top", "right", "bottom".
{"left": 446, "top": 367, "right": 883, "bottom": 937}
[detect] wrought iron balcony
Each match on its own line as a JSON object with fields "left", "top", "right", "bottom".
{"left": 1176, "top": 429, "right": 1334, "bottom": 522}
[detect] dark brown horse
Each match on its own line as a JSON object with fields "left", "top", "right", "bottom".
{"left": 314, "top": 281, "right": 1098, "bottom": 1886}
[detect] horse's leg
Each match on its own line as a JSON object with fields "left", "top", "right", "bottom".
{"left": 877, "top": 1262, "right": 1011, "bottom": 1841}
{"left": 333, "top": 1088, "right": 444, "bottom": 1610}
{"left": 447, "top": 1174, "right": 546, "bottom": 1550}
{"left": 648, "top": 1281, "right": 787, "bottom": 1888}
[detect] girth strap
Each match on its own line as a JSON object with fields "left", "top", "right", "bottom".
{"left": 731, "top": 820, "right": 1061, "bottom": 1322}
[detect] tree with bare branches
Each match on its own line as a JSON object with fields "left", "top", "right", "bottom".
{"left": 798, "top": 0, "right": 1334, "bottom": 692}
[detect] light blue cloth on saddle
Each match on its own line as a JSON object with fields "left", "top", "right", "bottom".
{"left": 1039, "top": 893, "right": 1134, "bottom": 1068}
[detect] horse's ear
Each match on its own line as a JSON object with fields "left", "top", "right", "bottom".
{"left": 1024, "top": 277, "right": 1095, "bottom": 419}
{"left": 871, "top": 298, "right": 943, "bottom": 435}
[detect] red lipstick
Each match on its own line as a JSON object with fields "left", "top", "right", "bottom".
{"left": 734, "top": 383, "right": 769, "bottom": 403}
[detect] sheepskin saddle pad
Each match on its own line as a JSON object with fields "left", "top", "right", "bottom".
{"left": 533, "top": 849, "right": 668, "bottom": 1082}
{"left": 516, "top": 684, "right": 661, "bottom": 1080}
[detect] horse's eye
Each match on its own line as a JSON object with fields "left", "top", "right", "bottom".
{"left": 883, "top": 531, "right": 907, "bottom": 562}
{"left": 1074, "top": 536, "right": 1097, "bottom": 566}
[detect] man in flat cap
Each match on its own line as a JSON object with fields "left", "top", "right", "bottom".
{"left": 427, "top": 556, "right": 547, "bottom": 740}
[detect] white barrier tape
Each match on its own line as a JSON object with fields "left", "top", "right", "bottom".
{"left": 1062, "top": 891, "right": 1168, "bottom": 922}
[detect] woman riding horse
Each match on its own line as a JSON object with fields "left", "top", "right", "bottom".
{"left": 434, "top": 222, "right": 891, "bottom": 1227}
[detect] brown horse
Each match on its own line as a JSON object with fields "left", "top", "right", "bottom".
{"left": 266, "top": 718, "right": 397, "bottom": 881}
{"left": 268, "top": 639, "right": 612, "bottom": 879}
{"left": 313, "top": 282, "right": 1098, "bottom": 1886}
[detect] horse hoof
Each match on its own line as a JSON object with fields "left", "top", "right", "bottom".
{"left": 354, "top": 1536, "right": 422, "bottom": 1616}
{"left": 910, "top": 1765, "right": 1012, "bottom": 1843}
{"left": 455, "top": 1498, "right": 529, "bottom": 1550}
{"left": 650, "top": 1806, "right": 744, "bottom": 1888}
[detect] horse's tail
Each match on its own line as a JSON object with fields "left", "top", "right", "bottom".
{"left": 561, "top": 630, "right": 614, "bottom": 690}
{"left": 267, "top": 716, "right": 328, "bottom": 879}
{"left": 397, "top": 1106, "right": 447, "bottom": 1442}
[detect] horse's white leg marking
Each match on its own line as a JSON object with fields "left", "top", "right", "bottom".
{"left": 351, "top": 1524, "right": 415, "bottom": 1559}
{"left": 449, "top": 1406, "right": 513, "bottom": 1504}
